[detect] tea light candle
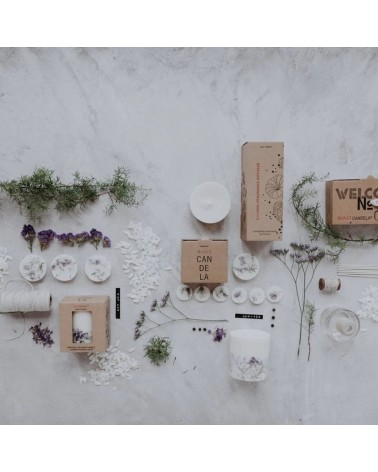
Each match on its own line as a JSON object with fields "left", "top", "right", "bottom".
{"left": 336, "top": 319, "right": 355, "bottom": 336}
{"left": 190, "top": 182, "right": 231, "bottom": 224}
{"left": 72, "top": 310, "right": 92, "bottom": 343}
{"left": 229, "top": 329, "right": 271, "bottom": 381}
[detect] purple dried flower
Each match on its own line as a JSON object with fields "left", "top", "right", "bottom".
{"left": 29, "top": 322, "right": 54, "bottom": 348}
{"left": 37, "top": 229, "right": 55, "bottom": 251}
{"left": 151, "top": 299, "right": 158, "bottom": 312}
{"left": 160, "top": 292, "right": 170, "bottom": 308}
{"left": 72, "top": 329, "right": 91, "bottom": 343}
{"left": 102, "top": 236, "right": 111, "bottom": 248}
{"left": 89, "top": 228, "right": 103, "bottom": 249}
{"left": 74, "top": 231, "right": 90, "bottom": 247}
{"left": 21, "top": 224, "right": 36, "bottom": 252}
{"left": 212, "top": 327, "right": 227, "bottom": 342}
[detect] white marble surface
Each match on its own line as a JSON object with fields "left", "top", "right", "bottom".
{"left": 1, "top": 48, "right": 378, "bottom": 424}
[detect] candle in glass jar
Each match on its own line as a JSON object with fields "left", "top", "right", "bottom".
{"left": 229, "top": 329, "right": 271, "bottom": 382}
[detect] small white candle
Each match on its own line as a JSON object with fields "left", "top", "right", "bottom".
{"left": 229, "top": 329, "right": 271, "bottom": 381}
{"left": 336, "top": 319, "right": 354, "bottom": 336}
{"left": 190, "top": 182, "right": 231, "bottom": 224}
{"left": 72, "top": 310, "right": 92, "bottom": 344}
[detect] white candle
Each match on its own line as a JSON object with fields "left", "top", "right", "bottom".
{"left": 72, "top": 310, "right": 92, "bottom": 344}
{"left": 336, "top": 319, "right": 355, "bottom": 336}
{"left": 190, "top": 182, "right": 231, "bottom": 224}
{"left": 229, "top": 329, "right": 271, "bottom": 382}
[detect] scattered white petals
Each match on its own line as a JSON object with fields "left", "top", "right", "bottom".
{"left": 357, "top": 285, "right": 378, "bottom": 321}
{"left": 0, "top": 247, "right": 12, "bottom": 288}
{"left": 163, "top": 266, "right": 173, "bottom": 271}
{"left": 79, "top": 376, "right": 87, "bottom": 384}
{"left": 115, "top": 222, "right": 162, "bottom": 303}
{"left": 84, "top": 342, "right": 140, "bottom": 386}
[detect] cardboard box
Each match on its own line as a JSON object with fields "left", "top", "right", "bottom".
{"left": 241, "top": 142, "right": 284, "bottom": 241}
{"left": 59, "top": 295, "right": 110, "bottom": 353}
{"left": 326, "top": 176, "right": 378, "bottom": 225}
{"left": 181, "top": 239, "right": 228, "bottom": 284}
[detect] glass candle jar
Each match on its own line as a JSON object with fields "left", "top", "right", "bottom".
{"left": 321, "top": 306, "right": 360, "bottom": 342}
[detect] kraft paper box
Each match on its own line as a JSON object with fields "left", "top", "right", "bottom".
{"left": 59, "top": 295, "right": 110, "bottom": 353}
{"left": 181, "top": 239, "right": 228, "bottom": 284}
{"left": 326, "top": 176, "right": 378, "bottom": 225}
{"left": 241, "top": 142, "right": 284, "bottom": 241}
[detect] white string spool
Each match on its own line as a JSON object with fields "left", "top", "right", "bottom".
{"left": 0, "top": 279, "right": 51, "bottom": 313}
{"left": 319, "top": 278, "right": 341, "bottom": 293}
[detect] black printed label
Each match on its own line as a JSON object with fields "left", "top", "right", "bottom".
{"left": 116, "top": 288, "right": 120, "bottom": 319}
{"left": 235, "top": 313, "right": 263, "bottom": 319}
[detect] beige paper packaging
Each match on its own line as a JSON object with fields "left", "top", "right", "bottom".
{"left": 241, "top": 142, "right": 284, "bottom": 241}
{"left": 326, "top": 176, "right": 378, "bottom": 225}
{"left": 181, "top": 239, "right": 228, "bottom": 284}
{"left": 59, "top": 295, "right": 110, "bottom": 353}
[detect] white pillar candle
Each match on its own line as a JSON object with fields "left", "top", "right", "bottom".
{"left": 72, "top": 310, "right": 92, "bottom": 344}
{"left": 229, "top": 329, "right": 271, "bottom": 382}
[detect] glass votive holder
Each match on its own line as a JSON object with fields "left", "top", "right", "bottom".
{"left": 321, "top": 306, "right": 360, "bottom": 342}
{"left": 229, "top": 329, "right": 271, "bottom": 381}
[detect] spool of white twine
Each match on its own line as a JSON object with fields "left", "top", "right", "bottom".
{"left": 0, "top": 279, "right": 51, "bottom": 313}
{"left": 319, "top": 278, "right": 341, "bottom": 293}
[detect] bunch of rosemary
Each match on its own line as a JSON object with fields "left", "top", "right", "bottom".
{"left": 0, "top": 166, "right": 148, "bottom": 222}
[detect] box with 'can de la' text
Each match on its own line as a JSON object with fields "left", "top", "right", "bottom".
{"left": 326, "top": 175, "right": 378, "bottom": 225}
{"left": 181, "top": 239, "right": 228, "bottom": 284}
{"left": 241, "top": 142, "right": 284, "bottom": 241}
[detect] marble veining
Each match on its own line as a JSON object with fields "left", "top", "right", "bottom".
{"left": 1, "top": 48, "right": 378, "bottom": 424}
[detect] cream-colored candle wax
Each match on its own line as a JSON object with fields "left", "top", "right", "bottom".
{"left": 72, "top": 310, "right": 92, "bottom": 344}
{"left": 229, "top": 329, "right": 271, "bottom": 382}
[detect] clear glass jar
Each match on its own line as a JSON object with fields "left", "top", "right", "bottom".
{"left": 321, "top": 306, "right": 360, "bottom": 342}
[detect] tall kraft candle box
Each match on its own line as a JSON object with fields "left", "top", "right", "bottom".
{"left": 241, "top": 142, "right": 284, "bottom": 241}
{"left": 181, "top": 239, "right": 228, "bottom": 284}
{"left": 326, "top": 176, "right": 378, "bottom": 225}
{"left": 59, "top": 295, "right": 110, "bottom": 353}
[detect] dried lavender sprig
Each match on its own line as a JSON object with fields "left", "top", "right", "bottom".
{"left": 21, "top": 224, "right": 36, "bottom": 253}
{"left": 134, "top": 292, "right": 228, "bottom": 339}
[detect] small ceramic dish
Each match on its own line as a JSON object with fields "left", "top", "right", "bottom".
{"left": 267, "top": 286, "right": 284, "bottom": 303}
{"left": 19, "top": 254, "right": 47, "bottom": 282}
{"left": 176, "top": 284, "right": 193, "bottom": 301}
{"left": 231, "top": 288, "right": 247, "bottom": 304}
{"left": 249, "top": 287, "right": 265, "bottom": 305}
{"left": 233, "top": 253, "right": 260, "bottom": 281}
{"left": 51, "top": 254, "right": 78, "bottom": 282}
{"left": 194, "top": 285, "right": 211, "bottom": 302}
{"left": 212, "top": 285, "right": 230, "bottom": 302}
{"left": 85, "top": 255, "right": 112, "bottom": 282}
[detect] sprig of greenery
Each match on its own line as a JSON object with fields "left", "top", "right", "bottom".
{"left": 291, "top": 173, "right": 378, "bottom": 260}
{"left": 144, "top": 336, "right": 172, "bottom": 366}
{"left": 305, "top": 301, "right": 317, "bottom": 362}
{"left": 0, "top": 166, "right": 148, "bottom": 222}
